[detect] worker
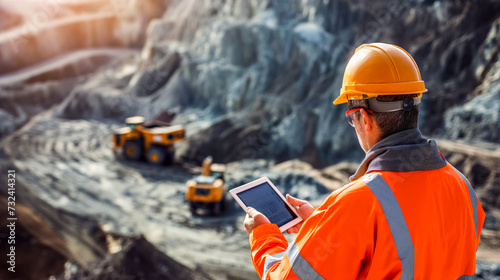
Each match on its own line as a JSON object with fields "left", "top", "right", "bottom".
{"left": 243, "top": 43, "right": 485, "bottom": 279}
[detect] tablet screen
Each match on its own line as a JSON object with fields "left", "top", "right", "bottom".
{"left": 237, "top": 182, "right": 298, "bottom": 227}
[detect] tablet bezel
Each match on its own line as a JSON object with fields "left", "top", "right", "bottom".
{"left": 230, "top": 177, "right": 303, "bottom": 232}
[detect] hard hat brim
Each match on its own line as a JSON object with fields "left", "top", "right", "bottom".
{"left": 333, "top": 88, "right": 427, "bottom": 105}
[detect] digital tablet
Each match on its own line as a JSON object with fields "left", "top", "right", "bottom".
{"left": 230, "top": 177, "right": 302, "bottom": 232}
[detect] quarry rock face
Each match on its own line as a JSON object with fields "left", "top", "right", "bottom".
{"left": 0, "top": 0, "right": 169, "bottom": 74}
{"left": 444, "top": 17, "right": 500, "bottom": 143}
{"left": 0, "top": 0, "right": 169, "bottom": 138}
{"left": 444, "top": 89, "right": 500, "bottom": 142}
{"left": 42, "top": 0, "right": 500, "bottom": 166}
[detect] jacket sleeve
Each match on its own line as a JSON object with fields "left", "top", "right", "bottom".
{"left": 249, "top": 223, "right": 289, "bottom": 279}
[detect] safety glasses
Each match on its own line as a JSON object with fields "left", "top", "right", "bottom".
{"left": 345, "top": 108, "right": 373, "bottom": 127}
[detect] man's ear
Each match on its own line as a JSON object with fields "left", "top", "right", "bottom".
{"left": 359, "top": 109, "right": 373, "bottom": 132}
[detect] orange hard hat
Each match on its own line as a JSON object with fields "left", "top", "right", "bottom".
{"left": 333, "top": 43, "right": 428, "bottom": 105}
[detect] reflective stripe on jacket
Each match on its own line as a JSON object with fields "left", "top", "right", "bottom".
{"left": 249, "top": 129, "right": 485, "bottom": 279}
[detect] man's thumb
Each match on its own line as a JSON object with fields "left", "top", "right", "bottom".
{"left": 287, "top": 194, "right": 306, "bottom": 207}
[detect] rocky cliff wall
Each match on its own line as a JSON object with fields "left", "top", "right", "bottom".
{"left": 48, "top": 0, "right": 500, "bottom": 166}
{"left": 0, "top": 0, "right": 169, "bottom": 75}
{"left": 2, "top": 0, "right": 500, "bottom": 165}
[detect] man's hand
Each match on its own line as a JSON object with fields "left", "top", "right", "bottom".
{"left": 286, "top": 194, "right": 314, "bottom": 234}
{"left": 244, "top": 207, "right": 271, "bottom": 235}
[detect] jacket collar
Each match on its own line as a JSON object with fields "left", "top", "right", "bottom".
{"left": 350, "top": 128, "right": 447, "bottom": 181}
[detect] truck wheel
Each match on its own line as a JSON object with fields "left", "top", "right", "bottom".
{"left": 211, "top": 202, "right": 221, "bottom": 216}
{"left": 189, "top": 202, "right": 198, "bottom": 215}
{"left": 123, "top": 140, "right": 142, "bottom": 160}
{"left": 146, "top": 146, "right": 166, "bottom": 165}
{"left": 220, "top": 199, "right": 226, "bottom": 213}
{"left": 164, "top": 146, "right": 174, "bottom": 165}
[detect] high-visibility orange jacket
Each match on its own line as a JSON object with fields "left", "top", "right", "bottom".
{"left": 250, "top": 128, "right": 485, "bottom": 279}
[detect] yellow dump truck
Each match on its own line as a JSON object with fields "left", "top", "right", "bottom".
{"left": 186, "top": 156, "right": 227, "bottom": 215}
{"left": 112, "top": 116, "right": 185, "bottom": 165}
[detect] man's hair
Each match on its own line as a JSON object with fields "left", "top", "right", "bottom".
{"left": 347, "top": 94, "right": 419, "bottom": 140}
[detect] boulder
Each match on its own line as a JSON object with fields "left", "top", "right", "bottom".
{"left": 444, "top": 88, "right": 500, "bottom": 142}
{"left": 443, "top": 17, "right": 500, "bottom": 142}
{"left": 0, "top": 175, "right": 108, "bottom": 280}
{"left": 65, "top": 235, "right": 211, "bottom": 280}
